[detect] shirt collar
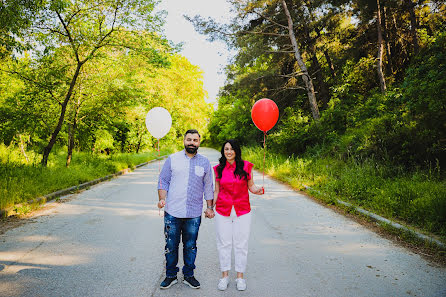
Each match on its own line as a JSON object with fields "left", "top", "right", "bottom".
{"left": 226, "top": 161, "right": 236, "bottom": 169}
{"left": 183, "top": 149, "right": 197, "bottom": 159}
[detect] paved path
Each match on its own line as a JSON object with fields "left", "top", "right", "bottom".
{"left": 0, "top": 148, "right": 445, "bottom": 297}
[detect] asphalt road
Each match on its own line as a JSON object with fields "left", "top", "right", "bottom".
{"left": 0, "top": 147, "right": 445, "bottom": 297}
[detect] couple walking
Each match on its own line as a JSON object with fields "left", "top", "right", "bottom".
{"left": 157, "top": 129, "right": 264, "bottom": 291}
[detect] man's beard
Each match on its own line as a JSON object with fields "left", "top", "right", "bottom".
{"left": 185, "top": 145, "right": 198, "bottom": 154}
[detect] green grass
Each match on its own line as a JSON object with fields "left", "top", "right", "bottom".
{"left": 243, "top": 146, "right": 446, "bottom": 241}
{"left": 0, "top": 144, "right": 175, "bottom": 210}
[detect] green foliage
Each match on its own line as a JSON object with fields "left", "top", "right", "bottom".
{"left": 252, "top": 33, "right": 446, "bottom": 170}
{"left": 202, "top": 0, "right": 445, "bottom": 170}
{"left": 399, "top": 32, "right": 446, "bottom": 166}
{"left": 200, "top": 0, "right": 446, "bottom": 244}
{"left": 94, "top": 130, "right": 115, "bottom": 153}
{"left": 0, "top": 0, "right": 45, "bottom": 56}
{"left": 243, "top": 146, "right": 446, "bottom": 238}
{"left": 0, "top": 8, "right": 210, "bottom": 161}
{"left": 0, "top": 143, "right": 174, "bottom": 209}
{"left": 208, "top": 90, "right": 257, "bottom": 146}
{"left": 337, "top": 57, "right": 378, "bottom": 97}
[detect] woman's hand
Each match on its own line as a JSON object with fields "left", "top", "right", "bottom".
{"left": 255, "top": 186, "right": 265, "bottom": 195}
{"left": 248, "top": 178, "right": 264, "bottom": 195}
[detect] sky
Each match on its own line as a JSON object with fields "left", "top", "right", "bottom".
{"left": 156, "top": 0, "right": 235, "bottom": 105}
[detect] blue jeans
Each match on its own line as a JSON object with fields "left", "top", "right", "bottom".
{"left": 164, "top": 212, "right": 201, "bottom": 278}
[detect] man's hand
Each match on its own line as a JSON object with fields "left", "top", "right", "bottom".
{"left": 158, "top": 199, "right": 166, "bottom": 209}
{"left": 204, "top": 208, "right": 215, "bottom": 219}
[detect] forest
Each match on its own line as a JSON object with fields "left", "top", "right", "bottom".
{"left": 1, "top": 1, "right": 445, "bottom": 242}
{"left": 191, "top": 0, "right": 446, "bottom": 240}
{"left": 197, "top": 0, "right": 445, "bottom": 168}
{"left": 0, "top": 0, "right": 210, "bottom": 209}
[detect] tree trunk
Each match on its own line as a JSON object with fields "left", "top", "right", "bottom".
{"left": 66, "top": 100, "right": 80, "bottom": 167}
{"left": 41, "top": 62, "right": 83, "bottom": 166}
{"left": 382, "top": 6, "right": 394, "bottom": 75}
{"left": 303, "top": 24, "right": 330, "bottom": 108}
{"left": 66, "top": 124, "right": 74, "bottom": 167}
{"left": 376, "top": 0, "right": 387, "bottom": 93}
{"left": 18, "top": 134, "right": 29, "bottom": 163}
{"left": 324, "top": 49, "right": 336, "bottom": 78}
{"left": 136, "top": 134, "right": 142, "bottom": 153}
{"left": 406, "top": 0, "right": 419, "bottom": 54}
{"left": 136, "top": 126, "right": 143, "bottom": 153}
{"left": 281, "top": 0, "right": 320, "bottom": 120}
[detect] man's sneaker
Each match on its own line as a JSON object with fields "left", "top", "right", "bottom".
{"left": 217, "top": 277, "right": 229, "bottom": 291}
{"left": 160, "top": 276, "right": 177, "bottom": 289}
{"left": 236, "top": 278, "right": 247, "bottom": 291}
{"left": 183, "top": 276, "right": 201, "bottom": 289}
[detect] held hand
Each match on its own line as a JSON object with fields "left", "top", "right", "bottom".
{"left": 158, "top": 199, "right": 166, "bottom": 209}
{"left": 204, "top": 208, "right": 215, "bottom": 219}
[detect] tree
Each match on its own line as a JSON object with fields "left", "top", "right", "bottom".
{"left": 0, "top": 0, "right": 45, "bottom": 57}
{"left": 281, "top": 0, "right": 320, "bottom": 119}
{"left": 6, "top": 0, "right": 168, "bottom": 166}
{"left": 376, "top": 0, "right": 387, "bottom": 93}
{"left": 64, "top": 44, "right": 153, "bottom": 165}
{"left": 143, "top": 54, "right": 212, "bottom": 141}
{"left": 188, "top": 0, "right": 321, "bottom": 120}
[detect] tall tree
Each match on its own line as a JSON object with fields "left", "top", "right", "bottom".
{"left": 188, "top": 0, "right": 321, "bottom": 120}
{"left": 5, "top": 0, "right": 168, "bottom": 166}
{"left": 376, "top": 0, "right": 387, "bottom": 93}
{"left": 281, "top": 0, "right": 320, "bottom": 119}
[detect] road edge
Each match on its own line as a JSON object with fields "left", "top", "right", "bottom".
{"left": 301, "top": 184, "right": 446, "bottom": 249}
{"left": 0, "top": 155, "right": 168, "bottom": 218}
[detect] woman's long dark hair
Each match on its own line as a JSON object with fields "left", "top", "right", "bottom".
{"left": 216, "top": 139, "right": 248, "bottom": 180}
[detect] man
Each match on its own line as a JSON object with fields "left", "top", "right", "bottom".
{"left": 157, "top": 129, "right": 215, "bottom": 289}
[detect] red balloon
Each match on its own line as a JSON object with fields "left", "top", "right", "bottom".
{"left": 251, "top": 98, "right": 279, "bottom": 132}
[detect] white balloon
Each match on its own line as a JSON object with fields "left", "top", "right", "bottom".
{"left": 145, "top": 107, "right": 172, "bottom": 139}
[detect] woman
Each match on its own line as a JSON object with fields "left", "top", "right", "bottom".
{"left": 212, "top": 139, "right": 264, "bottom": 291}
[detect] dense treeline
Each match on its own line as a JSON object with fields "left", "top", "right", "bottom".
{"left": 193, "top": 0, "right": 445, "bottom": 171}
{"left": 0, "top": 0, "right": 211, "bottom": 167}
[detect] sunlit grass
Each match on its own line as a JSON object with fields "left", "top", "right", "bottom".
{"left": 244, "top": 146, "right": 446, "bottom": 239}
{"left": 0, "top": 144, "right": 175, "bottom": 210}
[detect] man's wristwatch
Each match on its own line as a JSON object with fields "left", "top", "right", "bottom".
{"left": 207, "top": 205, "right": 214, "bottom": 210}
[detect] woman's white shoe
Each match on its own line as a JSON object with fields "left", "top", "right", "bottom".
{"left": 235, "top": 278, "right": 246, "bottom": 291}
{"left": 217, "top": 277, "right": 229, "bottom": 291}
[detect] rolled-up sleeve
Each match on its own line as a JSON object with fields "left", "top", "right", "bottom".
{"left": 158, "top": 157, "right": 171, "bottom": 191}
{"left": 203, "top": 161, "right": 214, "bottom": 200}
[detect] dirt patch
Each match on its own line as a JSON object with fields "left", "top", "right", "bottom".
{"left": 0, "top": 195, "right": 76, "bottom": 236}
{"left": 0, "top": 216, "right": 31, "bottom": 236}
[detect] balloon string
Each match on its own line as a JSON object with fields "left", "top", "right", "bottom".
{"left": 263, "top": 132, "right": 266, "bottom": 190}
{"left": 157, "top": 138, "right": 161, "bottom": 173}
{"left": 157, "top": 138, "right": 163, "bottom": 217}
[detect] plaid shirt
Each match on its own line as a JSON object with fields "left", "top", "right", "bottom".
{"left": 158, "top": 150, "right": 213, "bottom": 218}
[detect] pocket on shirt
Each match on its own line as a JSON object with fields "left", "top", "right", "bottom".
{"left": 194, "top": 165, "right": 204, "bottom": 177}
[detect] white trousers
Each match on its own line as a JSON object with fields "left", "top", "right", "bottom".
{"left": 215, "top": 207, "right": 252, "bottom": 273}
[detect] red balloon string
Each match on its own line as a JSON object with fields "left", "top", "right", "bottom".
{"left": 263, "top": 132, "right": 267, "bottom": 191}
